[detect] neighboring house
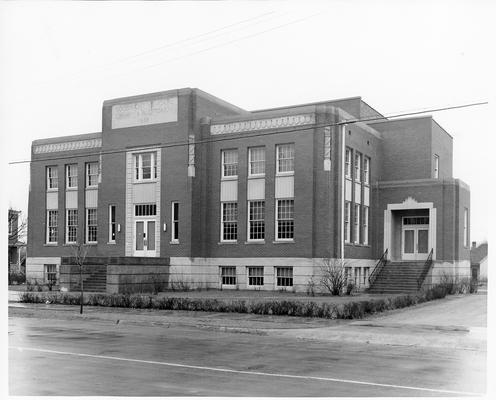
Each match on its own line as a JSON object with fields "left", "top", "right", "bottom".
{"left": 471, "top": 241, "right": 488, "bottom": 281}
{"left": 8, "top": 209, "right": 26, "bottom": 273}
{"left": 26, "top": 88, "right": 471, "bottom": 293}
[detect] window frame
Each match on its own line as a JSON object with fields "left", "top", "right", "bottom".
{"left": 220, "top": 266, "right": 237, "bottom": 286}
{"left": 86, "top": 162, "right": 99, "bottom": 188}
{"left": 66, "top": 164, "right": 78, "bottom": 190}
{"left": 276, "top": 143, "right": 295, "bottom": 175}
{"left": 65, "top": 209, "right": 78, "bottom": 244}
{"left": 344, "top": 201, "right": 351, "bottom": 243}
{"left": 354, "top": 152, "right": 361, "bottom": 183}
{"left": 108, "top": 205, "right": 116, "bottom": 244}
{"left": 44, "top": 264, "right": 57, "bottom": 284}
{"left": 221, "top": 202, "right": 238, "bottom": 242}
{"left": 275, "top": 267, "right": 294, "bottom": 288}
{"left": 221, "top": 149, "right": 238, "bottom": 179}
{"left": 353, "top": 204, "right": 360, "bottom": 244}
{"left": 134, "top": 152, "right": 157, "bottom": 182}
{"left": 248, "top": 146, "right": 266, "bottom": 177}
{"left": 46, "top": 166, "right": 58, "bottom": 191}
{"left": 247, "top": 266, "right": 264, "bottom": 287}
{"left": 46, "top": 210, "right": 58, "bottom": 244}
{"left": 275, "top": 198, "right": 295, "bottom": 241}
{"left": 247, "top": 200, "right": 265, "bottom": 241}
{"left": 363, "top": 206, "right": 369, "bottom": 245}
{"left": 363, "top": 156, "right": 370, "bottom": 185}
{"left": 86, "top": 208, "right": 98, "bottom": 244}
{"left": 345, "top": 148, "right": 352, "bottom": 179}
{"left": 171, "top": 202, "right": 179, "bottom": 243}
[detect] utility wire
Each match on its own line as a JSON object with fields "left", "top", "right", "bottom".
{"left": 8, "top": 101, "right": 487, "bottom": 166}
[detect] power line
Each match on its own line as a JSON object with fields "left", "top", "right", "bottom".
{"left": 8, "top": 101, "right": 487, "bottom": 166}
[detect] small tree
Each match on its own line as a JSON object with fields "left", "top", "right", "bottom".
{"left": 320, "top": 258, "right": 348, "bottom": 296}
{"left": 70, "top": 243, "right": 89, "bottom": 314}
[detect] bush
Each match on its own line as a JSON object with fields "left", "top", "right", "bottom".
{"left": 320, "top": 259, "right": 348, "bottom": 296}
{"left": 9, "top": 271, "right": 26, "bottom": 285}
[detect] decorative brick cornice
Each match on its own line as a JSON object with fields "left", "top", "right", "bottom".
{"left": 210, "top": 113, "right": 315, "bottom": 135}
{"left": 33, "top": 138, "right": 102, "bottom": 154}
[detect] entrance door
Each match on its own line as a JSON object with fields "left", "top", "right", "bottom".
{"left": 134, "top": 220, "right": 156, "bottom": 257}
{"left": 402, "top": 216, "right": 429, "bottom": 261}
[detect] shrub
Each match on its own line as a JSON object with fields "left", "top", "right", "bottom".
{"left": 9, "top": 271, "right": 26, "bottom": 285}
{"left": 306, "top": 277, "right": 317, "bottom": 296}
{"left": 320, "top": 259, "right": 348, "bottom": 296}
{"left": 345, "top": 282, "right": 356, "bottom": 296}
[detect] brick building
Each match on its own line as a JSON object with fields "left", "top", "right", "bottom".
{"left": 26, "top": 88, "right": 471, "bottom": 293}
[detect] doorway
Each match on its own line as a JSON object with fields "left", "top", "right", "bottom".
{"left": 401, "top": 216, "right": 429, "bottom": 260}
{"left": 134, "top": 219, "right": 156, "bottom": 257}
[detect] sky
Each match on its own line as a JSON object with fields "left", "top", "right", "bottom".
{"left": 1, "top": 0, "right": 494, "bottom": 245}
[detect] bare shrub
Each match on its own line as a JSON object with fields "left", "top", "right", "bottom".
{"left": 320, "top": 258, "right": 348, "bottom": 296}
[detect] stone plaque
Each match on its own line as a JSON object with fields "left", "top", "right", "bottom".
{"left": 112, "top": 96, "right": 178, "bottom": 129}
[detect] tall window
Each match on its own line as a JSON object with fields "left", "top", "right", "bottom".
{"left": 86, "top": 208, "right": 97, "bottom": 243}
{"left": 220, "top": 266, "right": 236, "bottom": 286}
{"left": 248, "top": 147, "right": 265, "bottom": 176}
{"left": 364, "top": 157, "right": 370, "bottom": 184}
{"left": 345, "top": 148, "right": 352, "bottom": 179}
{"left": 222, "top": 149, "right": 238, "bottom": 178}
{"left": 276, "top": 199, "right": 294, "bottom": 240}
{"left": 46, "top": 166, "right": 58, "bottom": 190}
{"left": 221, "top": 202, "right": 238, "bottom": 241}
{"left": 464, "top": 208, "right": 469, "bottom": 247}
{"left": 248, "top": 266, "right": 264, "bottom": 286}
{"left": 276, "top": 143, "right": 294, "bottom": 174}
{"left": 354, "top": 152, "right": 361, "bottom": 182}
{"left": 248, "top": 201, "right": 265, "bottom": 240}
{"left": 108, "top": 205, "right": 116, "bottom": 243}
{"left": 363, "top": 206, "right": 369, "bottom": 245}
{"left": 344, "top": 201, "right": 351, "bottom": 243}
{"left": 46, "top": 210, "right": 58, "bottom": 243}
{"left": 354, "top": 204, "right": 360, "bottom": 244}
{"left": 44, "top": 264, "right": 57, "bottom": 284}
{"left": 276, "top": 267, "right": 293, "bottom": 287}
{"left": 134, "top": 152, "right": 157, "bottom": 181}
{"left": 66, "top": 209, "right": 78, "bottom": 244}
{"left": 434, "top": 154, "right": 439, "bottom": 179}
{"left": 171, "top": 202, "right": 179, "bottom": 242}
{"left": 86, "top": 162, "right": 99, "bottom": 188}
{"left": 66, "top": 164, "right": 78, "bottom": 189}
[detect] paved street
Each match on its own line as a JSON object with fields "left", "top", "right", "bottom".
{"left": 9, "top": 294, "right": 486, "bottom": 396}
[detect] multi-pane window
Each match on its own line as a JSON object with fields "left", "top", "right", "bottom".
{"left": 44, "top": 264, "right": 57, "bottom": 284}
{"left": 345, "top": 148, "right": 352, "bottom": 179}
{"left": 86, "top": 162, "right": 99, "bottom": 188}
{"left": 221, "top": 266, "right": 236, "bottom": 286}
{"left": 46, "top": 166, "right": 58, "bottom": 190}
{"left": 276, "top": 143, "right": 295, "bottom": 174}
{"left": 276, "top": 267, "right": 293, "bottom": 287}
{"left": 276, "top": 199, "right": 294, "bottom": 240}
{"left": 363, "top": 267, "right": 370, "bottom": 286}
{"left": 134, "top": 152, "right": 157, "bottom": 181}
{"left": 222, "top": 149, "right": 238, "bottom": 178}
{"left": 86, "top": 208, "right": 97, "bottom": 243}
{"left": 363, "top": 206, "right": 369, "bottom": 245}
{"left": 248, "top": 267, "right": 264, "bottom": 286}
{"left": 353, "top": 204, "right": 360, "bottom": 244}
{"left": 109, "top": 205, "right": 116, "bottom": 243}
{"left": 46, "top": 210, "right": 58, "bottom": 243}
{"left": 464, "top": 208, "right": 469, "bottom": 247}
{"left": 434, "top": 155, "right": 439, "bottom": 179}
{"left": 345, "top": 267, "right": 352, "bottom": 283}
{"left": 354, "top": 267, "right": 361, "bottom": 286}
{"left": 248, "top": 147, "right": 265, "bottom": 176}
{"left": 363, "top": 157, "right": 370, "bottom": 184}
{"left": 66, "top": 164, "right": 78, "bottom": 189}
{"left": 221, "top": 202, "right": 238, "bottom": 241}
{"left": 248, "top": 201, "right": 265, "bottom": 240}
{"left": 354, "top": 152, "right": 361, "bottom": 182}
{"left": 66, "top": 209, "right": 78, "bottom": 244}
{"left": 171, "top": 202, "right": 179, "bottom": 242}
{"left": 344, "top": 201, "right": 351, "bottom": 243}
{"left": 135, "top": 204, "right": 157, "bottom": 216}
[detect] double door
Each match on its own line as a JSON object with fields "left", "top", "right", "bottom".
{"left": 402, "top": 217, "right": 429, "bottom": 261}
{"left": 134, "top": 219, "right": 156, "bottom": 257}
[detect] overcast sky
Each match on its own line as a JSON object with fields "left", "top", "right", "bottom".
{"left": 1, "top": 0, "right": 493, "bottom": 244}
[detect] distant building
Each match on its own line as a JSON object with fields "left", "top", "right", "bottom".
{"left": 8, "top": 209, "right": 25, "bottom": 273}
{"left": 26, "top": 88, "right": 471, "bottom": 293}
{"left": 471, "top": 241, "right": 488, "bottom": 281}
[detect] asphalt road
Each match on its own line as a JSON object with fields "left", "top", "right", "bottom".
{"left": 8, "top": 294, "right": 487, "bottom": 397}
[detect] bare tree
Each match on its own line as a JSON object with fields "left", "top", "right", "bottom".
{"left": 70, "top": 243, "right": 89, "bottom": 314}
{"left": 320, "top": 258, "right": 349, "bottom": 295}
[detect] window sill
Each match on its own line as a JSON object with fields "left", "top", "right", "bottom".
{"left": 133, "top": 179, "right": 159, "bottom": 184}
{"left": 275, "top": 172, "right": 294, "bottom": 177}
{"left": 85, "top": 186, "right": 98, "bottom": 190}
{"left": 169, "top": 241, "right": 180, "bottom": 245}
{"left": 107, "top": 242, "right": 116, "bottom": 245}
{"left": 46, "top": 188, "right": 58, "bottom": 193}
{"left": 273, "top": 240, "right": 295, "bottom": 244}
{"left": 245, "top": 240, "right": 265, "bottom": 245}
{"left": 221, "top": 284, "right": 237, "bottom": 289}
{"left": 247, "top": 174, "right": 265, "bottom": 179}
{"left": 221, "top": 176, "right": 238, "bottom": 181}
{"left": 66, "top": 187, "right": 78, "bottom": 191}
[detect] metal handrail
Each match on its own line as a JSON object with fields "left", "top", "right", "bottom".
{"left": 417, "top": 248, "right": 434, "bottom": 290}
{"left": 369, "top": 248, "right": 388, "bottom": 286}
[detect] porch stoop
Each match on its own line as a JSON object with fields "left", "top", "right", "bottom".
{"left": 368, "top": 261, "right": 425, "bottom": 293}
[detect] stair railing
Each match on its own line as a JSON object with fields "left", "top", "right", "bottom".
{"left": 417, "top": 248, "right": 434, "bottom": 290}
{"left": 369, "top": 248, "right": 388, "bottom": 287}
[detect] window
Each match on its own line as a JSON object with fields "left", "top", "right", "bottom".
{"left": 171, "top": 202, "right": 179, "bottom": 242}
{"left": 86, "top": 162, "right": 99, "bottom": 188}
{"left": 404, "top": 216, "right": 429, "bottom": 225}
{"left": 135, "top": 204, "right": 157, "bottom": 216}
{"left": 363, "top": 206, "right": 369, "bottom": 245}
{"left": 66, "top": 164, "right": 78, "bottom": 189}
{"left": 353, "top": 204, "right": 360, "bottom": 244}
{"left": 248, "top": 147, "right": 265, "bottom": 176}
{"left": 345, "top": 148, "right": 352, "bottom": 179}
{"left": 134, "top": 152, "right": 157, "bottom": 181}
{"left": 46, "top": 210, "right": 58, "bottom": 243}
{"left": 44, "top": 264, "right": 57, "bottom": 284}
{"left": 434, "top": 154, "right": 439, "bottom": 179}
{"left": 344, "top": 201, "right": 351, "bottom": 243}
{"left": 248, "top": 267, "right": 264, "bottom": 286}
{"left": 364, "top": 157, "right": 370, "bottom": 184}
{"left": 354, "top": 152, "right": 361, "bottom": 182}
{"left": 66, "top": 209, "right": 78, "bottom": 244}
{"left": 221, "top": 202, "right": 238, "bottom": 241}
{"left": 276, "top": 199, "right": 294, "bottom": 240}
{"left": 86, "top": 208, "right": 97, "bottom": 243}
{"left": 363, "top": 267, "right": 370, "bottom": 286}
{"left": 276, "top": 143, "right": 294, "bottom": 174}
{"left": 222, "top": 149, "right": 238, "bottom": 178}
{"left": 464, "top": 208, "right": 469, "bottom": 247}
{"left": 221, "top": 266, "right": 236, "bottom": 286}
{"left": 109, "top": 205, "right": 116, "bottom": 243}
{"left": 276, "top": 267, "right": 293, "bottom": 287}
{"left": 345, "top": 267, "right": 352, "bottom": 283}
{"left": 248, "top": 201, "right": 265, "bottom": 240}
{"left": 354, "top": 267, "right": 361, "bottom": 286}
{"left": 46, "top": 166, "right": 58, "bottom": 190}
